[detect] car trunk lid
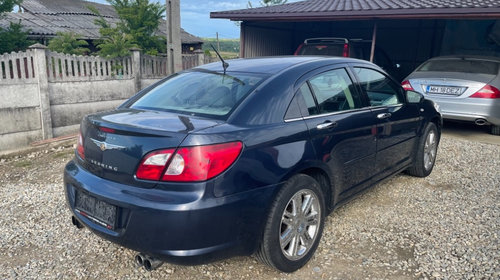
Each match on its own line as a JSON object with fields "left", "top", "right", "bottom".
{"left": 407, "top": 71, "right": 497, "bottom": 98}
{"left": 79, "top": 108, "right": 223, "bottom": 187}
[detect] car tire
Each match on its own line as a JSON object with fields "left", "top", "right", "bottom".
{"left": 407, "top": 122, "right": 440, "bottom": 177}
{"left": 256, "top": 174, "right": 325, "bottom": 272}
{"left": 491, "top": 125, "right": 500, "bottom": 136}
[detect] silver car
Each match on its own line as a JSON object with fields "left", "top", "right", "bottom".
{"left": 403, "top": 56, "right": 500, "bottom": 135}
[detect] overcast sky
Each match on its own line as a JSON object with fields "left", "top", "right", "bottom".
{"left": 90, "top": 0, "right": 302, "bottom": 39}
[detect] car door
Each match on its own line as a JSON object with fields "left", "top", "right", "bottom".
{"left": 350, "top": 66, "right": 420, "bottom": 180}
{"left": 287, "top": 66, "right": 378, "bottom": 201}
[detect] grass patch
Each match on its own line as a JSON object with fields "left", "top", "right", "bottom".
{"left": 14, "top": 161, "right": 32, "bottom": 168}
{"left": 53, "top": 152, "right": 72, "bottom": 159}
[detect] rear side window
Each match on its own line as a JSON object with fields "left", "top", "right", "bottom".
{"left": 285, "top": 84, "right": 318, "bottom": 119}
{"left": 417, "top": 59, "right": 499, "bottom": 75}
{"left": 308, "top": 68, "right": 362, "bottom": 114}
{"left": 354, "top": 67, "right": 403, "bottom": 106}
{"left": 131, "top": 71, "right": 266, "bottom": 119}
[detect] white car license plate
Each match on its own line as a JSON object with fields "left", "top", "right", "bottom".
{"left": 426, "top": 85, "right": 463, "bottom": 95}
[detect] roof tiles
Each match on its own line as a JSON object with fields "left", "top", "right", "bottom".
{"left": 2, "top": 0, "right": 203, "bottom": 43}
{"left": 211, "top": 0, "right": 500, "bottom": 20}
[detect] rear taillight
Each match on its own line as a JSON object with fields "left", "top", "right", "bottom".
{"left": 401, "top": 80, "right": 414, "bottom": 91}
{"left": 77, "top": 132, "right": 85, "bottom": 159}
{"left": 136, "top": 142, "right": 243, "bottom": 182}
{"left": 470, "top": 85, "right": 500, "bottom": 99}
{"left": 342, "top": 43, "right": 349, "bottom": 57}
{"left": 294, "top": 43, "right": 304, "bottom": 55}
{"left": 136, "top": 149, "right": 175, "bottom": 180}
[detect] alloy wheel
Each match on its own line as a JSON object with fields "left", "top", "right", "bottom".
{"left": 423, "top": 130, "right": 437, "bottom": 171}
{"left": 279, "top": 189, "right": 321, "bottom": 261}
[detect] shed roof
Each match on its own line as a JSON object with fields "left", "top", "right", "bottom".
{"left": 1, "top": 0, "right": 203, "bottom": 44}
{"left": 211, "top": 0, "right": 500, "bottom": 21}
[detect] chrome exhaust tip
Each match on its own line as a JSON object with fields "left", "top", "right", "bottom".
{"left": 475, "top": 119, "right": 489, "bottom": 126}
{"left": 135, "top": 253, "right": 163, "bottom": 271}
{"left": 144, "top": 256, "right": 163, "bottom": 271}
{"left": 135, "top": 253, "right": 146, "bottom": 267}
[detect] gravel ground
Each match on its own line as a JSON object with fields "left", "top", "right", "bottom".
{"left": 0, "top": 135, "right": 498, "bottom": 279}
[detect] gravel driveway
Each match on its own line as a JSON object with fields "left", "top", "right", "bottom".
{"left": 0, "top": 135, "right": 498, "bottom": 279}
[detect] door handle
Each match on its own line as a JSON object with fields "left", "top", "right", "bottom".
{"left": 316, "top": 121, "right": 337, "bottom": 130}
{"left": 377, "top": 113, "right": 392, "bottom": 119}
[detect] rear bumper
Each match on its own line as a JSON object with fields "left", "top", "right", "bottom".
{"left": 425, "top": 96, "right": 500, "bottom": 126}
{"left": 64, "top": 159, "right": 280, "bottom": 264}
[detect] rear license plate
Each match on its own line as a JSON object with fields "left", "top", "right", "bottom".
{"left": 426, "top": 85, "right": 463, "bottom": 95}
{"left": 75, "top": 191, "right": 117, "bottom": 230}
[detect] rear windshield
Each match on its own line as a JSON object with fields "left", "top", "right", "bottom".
{"left": 298, "top": 44, "right": 344, "bottom": 56}
{"left": 417, "top": 59, "right": 499, "bottom": 75}
{"left": 130, "top": 71, "right": 266, "bottom": 119}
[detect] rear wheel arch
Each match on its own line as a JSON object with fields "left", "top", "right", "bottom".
{"left": 256, "top": 173, "right": 326, "bottom": 272}
{"left": 300, "top": 168, "right": 334, "bottom": 211}
{"left": 280, "top": 166, "right": 334, "bottom": 212}
{"left": 430, "top": 115, "right": 442, "bottom": 134}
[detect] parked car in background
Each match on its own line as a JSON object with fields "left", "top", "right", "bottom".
{"left": 294, "top": 37, "right": 402, "bottom": 80}
{"left": 402, "top": 56, "right": 500, "bottom": 135}
{"left": 65, "top": 56, "right": 441, "bottom": 273}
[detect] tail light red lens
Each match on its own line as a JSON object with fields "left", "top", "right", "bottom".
{"left": 136, "top": 142, "right": 243, "bottom": 182}
{"left": 401, "top": 80, "right": 414, "bottom": 91}
{"left": 470, "top": 85, "right": 500, "bottom": 99}
{"left": 136, "top": 149, "right": 175, "bottom": 180}
{"left": 342, "top": 43, "right": 349, "bottom": 57}
{"left": 77, "top": 132, "right": 85, "bottom": 159}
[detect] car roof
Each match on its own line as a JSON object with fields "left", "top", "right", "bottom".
{"left": 196, "top": 56, "right": 364, "bottom": 74}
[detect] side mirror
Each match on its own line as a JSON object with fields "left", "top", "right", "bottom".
{"left": 406, "top": 90, "right": 424, "bottom": 104}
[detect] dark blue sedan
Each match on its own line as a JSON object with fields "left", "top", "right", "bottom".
{"left": 64, "top": 56, "right": 441, "bottom": 272}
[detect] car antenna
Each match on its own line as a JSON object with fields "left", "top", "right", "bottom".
{"left": 210, "top": 44, "right": 229, "bottom": 74}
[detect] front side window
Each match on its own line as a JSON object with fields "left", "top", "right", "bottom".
{"left": 308, "top": 68, "right": 362, "bottom": 114}
{"left": 354, "top": 67, "right": 403, "bottom": 106}
{"left": 130, "top": 71, "right": 266, "bottom": 119}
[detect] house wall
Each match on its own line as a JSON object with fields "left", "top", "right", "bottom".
{"left": 0, "top": 46, "right": 205, "bottom": 153}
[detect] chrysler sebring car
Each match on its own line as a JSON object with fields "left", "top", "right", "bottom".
{"left": 64, "top": 56, "right": 441, "bottom": 272}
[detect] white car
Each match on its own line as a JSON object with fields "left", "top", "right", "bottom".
{"left": 403, "top": 56, "right": 500, "bottom": 135}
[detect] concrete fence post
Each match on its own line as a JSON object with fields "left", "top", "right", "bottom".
{"left": 130, "top": 48, "right": 142, "bottom": 92}
{"left": 166, "top": 0, "right": 183, "bottom": 74}
{"left": 194, "top": 49, "right": 204, "bottom": 67}
{"left": 29, "top": 43, "right": 53, "bottom": 140}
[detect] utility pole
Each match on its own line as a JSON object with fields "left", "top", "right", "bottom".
{"left": 216, "top": 32, "right": 220, "bottom": 52}
{"left": 166, "top": 0, "right": 182, "bottom": 74}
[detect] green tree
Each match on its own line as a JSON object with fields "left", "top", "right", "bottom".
{"left": 96, "top": 27, "right": 137, "bottom": 58}
{"left": 48, "top": 32, "right": 90, "bottom": 55}
{"left": 0, "top": 21, "right": 33, "bottom": 54}
{"left": 0, "top": 1, "right": 32, "bottom": 54}
{"left": 0, "top": 0, "right": 21, "bottom": 14}
{"left": 88, "top": 6, "right": 136, "bottom": 58}
{"left": 90, "top": 0, "right": 165, "bottom": 56}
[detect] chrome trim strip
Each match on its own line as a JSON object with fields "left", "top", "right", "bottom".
{"left": 284, "top": 117, "right": 304, "bottom": 123}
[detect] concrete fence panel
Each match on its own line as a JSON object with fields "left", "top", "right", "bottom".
{"left": 0, "top": 46, "right": 207, "bottom": 153}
